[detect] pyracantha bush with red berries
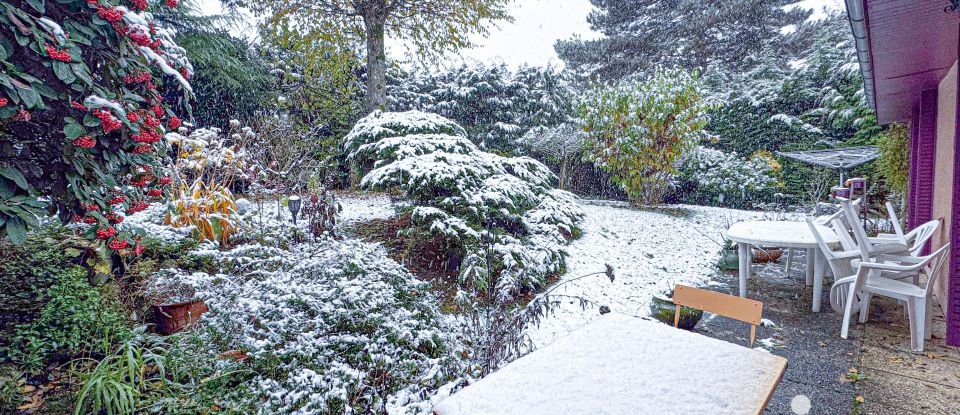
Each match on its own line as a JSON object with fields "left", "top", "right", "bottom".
{"left": 0, "top": 0, "right": 193, "bottom": 249}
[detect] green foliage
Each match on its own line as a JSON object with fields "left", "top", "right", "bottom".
{"left": 876, "top": 123, "right": 909, "bottom": 196}
{"left": 0, "top": 0, "right": 192, "bottom": 245}
{"left": 6, "top": 267, "right": 130, "bottom": 373}
{"left": 390, "top": 64, "right": 577, "bottom": 154}
{"left": 0, "top": 367, "right": 23, "bottom": 414}
{"left": 580, "top": 68, "right": 716, "bottom": 205}
{"left": 0, "top": 229, "right": 74, "bottom": 331}
{"left": 73, "top": 327, "right": 168, "bottom": 415}
{"left": 556, "top": 0, "right": 811, "bottom": 80}
{"left": 231, "top": 0, "right": 512, "bottom": 111}
{"left": 176, "top": 31, "right": 275, "bottom": 127}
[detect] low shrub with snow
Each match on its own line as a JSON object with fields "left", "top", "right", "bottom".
{"left": 150, "top": 238, "right": 457, "bottom": 414}
{"left": 345, "top": 111, "right": 584, "bottom": 302}
{"left": 674, "top": 146, "right": 778, "bottom": 206}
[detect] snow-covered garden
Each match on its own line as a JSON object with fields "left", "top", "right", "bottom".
{"left": 1, "top": 0, "right": 909, "bottom": 414}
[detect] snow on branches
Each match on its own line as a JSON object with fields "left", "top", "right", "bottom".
{"left": 346, "top": 111, "right": 583, "bottom": 302}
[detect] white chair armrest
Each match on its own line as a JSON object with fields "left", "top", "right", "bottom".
{"left": 876, "top": 254, "right": 926, "bottom": 264}
{"left": 869, "top": 243, "right": 909, "bottom": 255}
{"left": 860, "top": 261, "right": 923, "bottom": 272}
{"left": 833, "top": 250, "right": 863, "bottom": 260}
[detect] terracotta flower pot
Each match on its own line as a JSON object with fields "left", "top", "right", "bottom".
{"left": 154, "top": 299, "right": 208, "bottom": 335}
{"left": 751, "top": 248, "right": 783, "bottom": 263}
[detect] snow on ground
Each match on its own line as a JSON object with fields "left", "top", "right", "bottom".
{"left": 337, "top": 192, "right": 399, "bottom": 225}
{"left": 528, "top": 200, "right": 768, "bottom": 347}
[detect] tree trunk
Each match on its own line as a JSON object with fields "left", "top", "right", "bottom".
{"left": 363, "top": 1, "right": 388, "bottom": 113}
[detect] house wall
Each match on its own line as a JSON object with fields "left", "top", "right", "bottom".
{"left": 933, "top": 61, "right": 957, "bottom": 334}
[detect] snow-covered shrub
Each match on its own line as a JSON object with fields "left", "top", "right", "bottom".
{"left": 165, "top": 123, "right": 254, "bottom": 244}
{"left": 517, "top": 123, "right": 586, "bottom": 189}
{"left": 674, "top": 146, "right": 778, "bottom": 206}
{"left": 345, "top": 111, "right": 583, "bottom": 302}
{"left": 149, "top": 238, "right": 457, "bottom": 414}
{"left": 580, "top": 67, "right": 716, "bottom": 205}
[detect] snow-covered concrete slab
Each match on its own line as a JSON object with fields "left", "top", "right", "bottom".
{"left": 434, "top": 313, "right": 787, "bottom": 415}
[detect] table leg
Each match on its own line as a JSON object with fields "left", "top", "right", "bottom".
{"left": 738, "top": 242, "right": 751, "bottom": 297}
{"left": 784, "top": 248, "right": 793, "bottom": 275}
{"left": 805, "top": 248, "right": 815, "bottom": 286}
{"left": 812, "top": 250, "right": 826, "bottom": 312}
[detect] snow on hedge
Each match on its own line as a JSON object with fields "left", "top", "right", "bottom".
{"left": 150, "top": 238, "right": 457, "bottom": 414}
{"left": 344, "top": 110, "right": 467, "bottom": 158}
{"left": 345, "top": 111, "right": 584, "bottom": 302}
{"left": 679, "top": 146, "right": 777, "bottom": 195}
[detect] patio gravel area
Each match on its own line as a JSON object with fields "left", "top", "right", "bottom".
{"left": 692, "top": 250, "right": 960, "bottom": 415}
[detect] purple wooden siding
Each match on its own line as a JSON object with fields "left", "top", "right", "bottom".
{"left": 913, "top": 89, "right": 938, "bottom": 239}
{"left": 909, "top": 104, "right": 921, "bottom": 228}
{"left": 950, "top": 62, "right": 960, "bottom": 347}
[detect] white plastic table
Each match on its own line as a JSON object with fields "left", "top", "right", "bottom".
{"left": 433, "top": 313, "right": 787, "bottom": 415}
{"left": 726, "top": 221, "right": 840, "bottom": 312}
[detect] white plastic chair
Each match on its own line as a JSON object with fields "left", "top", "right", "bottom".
{"left": 838, "top": 244, "right": 951, "bottom": 352}
{"left": 873, "top": 202, "right": 906, "bottom": 243}
{"left": 839, "top": 198, "right": 909, "bottom": 261}
{"left": 806, "top": 218, "right": 862, "bottom": 314}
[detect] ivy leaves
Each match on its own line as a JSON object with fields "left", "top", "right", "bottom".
{"left": 0, "top": 166, "right": 45, "bottom": 244}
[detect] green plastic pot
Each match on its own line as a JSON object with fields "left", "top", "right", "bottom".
{"left": 650, "top": 293, "right": 703, "bottom": 330}
{"left": 721, "top": 247, "right": 739, "bottom": 270}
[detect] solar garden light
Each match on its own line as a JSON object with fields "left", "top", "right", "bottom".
{"left": 287, "top": 195, "right": 302, "bottom": 225}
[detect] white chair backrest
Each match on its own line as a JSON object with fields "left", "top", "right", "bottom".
{"left": 922, "top": 244, "right": 951, "bottom": 297}
{"left": 840, "top": 198, "right": 874, "bottom": 260}
{"left": 829, "top": 218, "right": 858, "bottom": 252}
{"left": 884, "top": 201, "right": 906, "bottom": 244}
{"left": 906, "top": 219, "right": 941, "bottom": 257}
{"left": 807, "top": 218, "right": 858, "bottom": 279}
{"left": 806, "top": 218, "right": 836, "bottom": 259}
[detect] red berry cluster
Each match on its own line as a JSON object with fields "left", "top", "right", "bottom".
{"left": 71, "top": 101, "right": 88, "bottom": 110}
{"left": 108, "top": 194, "right": 127, "bottom": 205}
{"left": 124, "top": 71, "right": 152, "bottom": 84}
{"left": 131, "top": 175, "right": 154, "bottom": 188}
{"left": 132, "top": 244, "right": 146, "bottom": 255}
{"left": 168, "top": 116, "right": 182, "bottom": 129}
{"left": 96, "top": 226, "right": 118, "bottom": 240}
{"left": 81, "top": 215, "right": 97, "bottom": 224}
{"left": 131, "top": 0, "right": 148, "bottom": 11}
{"left": 0, "top": 97, "right": 7, "bottom": 107}
{"left": 132, "top": 130, "right": 162, "bottom": 144}
{"left": 125, "top": 201, "right": 149, "bottom": 214}
{"left": 159, "top": 176, "right": 172, "bottom": 185}
{"left": 147, "top": 188, "right": 163, "bottom": 197}
{"left": 132, "top": 144, "right": 152, "bottom": 154}
{"left": 82, "top": 202, "right": 100, "bottom": 211}
{"left": 105, "top": 212, "right": 124, "bottom": 224}
{"left": 143, "top": 114, "right": 161, "bottom": 128}
{"left": 97, "top": 6, "right": 125, "bottom": 23}
{"left": 45, "top": 44, "right": 72, "bottom": 62}
{"left": 73, "top": 135, "right": 97, "bottom": 149}
{"left": 151, "top": 104, "right": 164, "bottom": 118}
{"left": 108, "top": 239, "right": 129, "bottom": 250}
{"left": 93, "top": 109, "right": 122, "bottom": 133}
{"left": 127, "top": 112, "right": 140, "bottom": 123}
{"left": 164, "top": 0, "right": 178, "bottom": 8}
{"left": 12, "top": 110, "right": 30, "bottom": 122}
{"left": 129, "top": 29, "right": 151, "bottom": 47}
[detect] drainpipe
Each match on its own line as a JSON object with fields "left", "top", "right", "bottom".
{"left": 845, "top": 0, "right": 875, "bottom": 110}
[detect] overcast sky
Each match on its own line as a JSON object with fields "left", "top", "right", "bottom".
{"left": 199, "top": 0, "right": 845, "bottom": 69}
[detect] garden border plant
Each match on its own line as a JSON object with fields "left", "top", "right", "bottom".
{"left": 0, "top": 0, "right": 193, "bottom": 251}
